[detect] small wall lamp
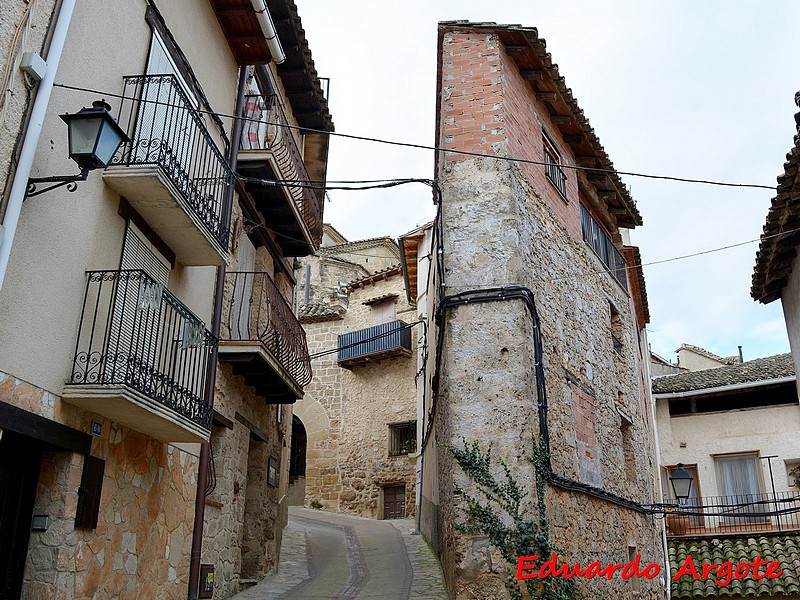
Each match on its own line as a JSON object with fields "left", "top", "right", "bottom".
{"left": 669, "top": 463, "right": 694, "bottom": 505}
{"left": 26, "top": 100, "right": 128, "bottom": 198}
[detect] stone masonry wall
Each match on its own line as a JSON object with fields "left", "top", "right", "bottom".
{"left": 297, "top": 252, "right": 418, "bottom": 519}
{"left": 433, "top": 28, "right": 663, "bottom": 599}
{"left": 1, "top": 371, "right": 199, "bottom": 600}
{"left": 0, "top": 0, "right": 58, "bottom": 213}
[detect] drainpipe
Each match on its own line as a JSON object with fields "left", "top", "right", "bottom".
{"left": 188, "top": 65, "right": 248, "bottom": 600}
{"left": 249, "top": 0, "right": 285, "bottom": 65}
{"left": 0, "top": 0, "right": 77, "bottom": 292}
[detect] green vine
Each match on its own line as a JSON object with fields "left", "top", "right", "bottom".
{"left": 449, "top": 436, "right": 580, "bottom": 600}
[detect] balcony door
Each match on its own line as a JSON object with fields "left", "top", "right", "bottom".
{"left": 715, "top": 453, "right": 766, "bottom": 524}
{"left": 134, "top": 29, "right": 198, "bottom": 171}
{"left": 107, "top": 225, "right": 171, "bottom": 383}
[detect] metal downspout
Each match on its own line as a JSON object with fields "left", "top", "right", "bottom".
{"left": 188, "top": 65, "right": 248, "bottom": 600}
{"left": 0, "top": 0, "right": 77, "bottom": 291}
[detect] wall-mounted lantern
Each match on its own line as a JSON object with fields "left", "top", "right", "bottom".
{"left": 669, "top": 463, "right": 694, "bottom": 505}
{"left": 26, "top": 100, "right": 128, "bottom": 198}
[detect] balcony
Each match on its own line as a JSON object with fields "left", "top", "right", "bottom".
{"left": 63, "top": 270, "right": 215, "bottom": 443}
{"left": 218, "top": 272, "right": 312, "bottom": 403}
{"left": 580, "top": 204, "right": 628, "bottom": 291}
{"left": 337, "top": 320, "right": 412, "bottom": 368}
{"left": 103, "top": 75, "right": 231, "bottom": 266}
{"left": 237, "top": 94, "right": 322, "bottom": 256}
{"left": 665, "top": 492, "right": 800, "bottom": 537}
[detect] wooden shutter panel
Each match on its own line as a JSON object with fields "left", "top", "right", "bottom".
{"left": 75, "top": 456, "right": 105, "bottom": 529}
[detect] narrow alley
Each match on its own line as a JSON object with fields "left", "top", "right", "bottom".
{"left": 230, "top": 508, "right": 447, "bottom": 599}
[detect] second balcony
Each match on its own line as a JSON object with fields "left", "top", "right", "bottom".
{"left": 237, "top": 94, "right": 322, "bottom": 256}
{"left": 103, "top": 75, "right": 231, "bottom": 266}
{"left": 219, "top": 272, "right": 312, "bottom": 403}
{"left": 337, "top": 320, "right": 412, "bottom": 368}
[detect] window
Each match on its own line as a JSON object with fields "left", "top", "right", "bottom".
{"left": 580, "top": 204, "right": 628, "bottom": 290}
{"left": 371, "top": 298, "right": 396, "bottom": 326}
{"left": 715, "top": 453, "right": 765, "bottom": 523}
{"left": 609, "top": 301, "right": 624, "bottom": 355}
{"left": 543, "top": 134, "right": 568, "bottom": 199}
{"left": 627, "top": 546, "right": 640, "bottom": 593}
{"left": 388, "top": 421, "right": 417, "bottom": 456}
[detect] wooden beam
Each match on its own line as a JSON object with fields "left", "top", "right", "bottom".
{"left": 536, "top": 91, "right": 557, "bottom": 101}
{"left": 210, "top": 5, "right": 250, "bottom": 16}
{"left": 564, "top": 134, "right": 584, "bottom": 144}
{"left": 598, "top": 190, "right": 618, "bottom": 201}
{"left": 550, "top": 115, "right": 571, "bottom": 125}
{"left": 504, "top": 45, "right": 528, "bottom": 54}
{"left": 576, "top": 156, "right": 597, "bottom": 167}
{"left": 520, "top": 69, "right": 544, "bottom": 81}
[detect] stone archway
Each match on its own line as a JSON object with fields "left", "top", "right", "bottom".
{"left": 287, "top": 416, "right": 307, "bottom": 506}
{"left": 292, "top": 395, "right": 339, "bottom": 510}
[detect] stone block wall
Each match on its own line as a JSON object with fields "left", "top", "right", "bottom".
{"left": 1, "top": 371, "right": 199, "bottom": 600}
{"left": 430, "top": 27, "right": 663, "bottom": 599}
{"left": 0, "top": 0, "right": 57, "bottom": 212}
{"left": 297, "top": 252, "right": 418, "bottom": 519}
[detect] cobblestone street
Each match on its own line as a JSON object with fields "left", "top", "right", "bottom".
{"left": 230, "top": 507, "right": 447, "bottom": 599}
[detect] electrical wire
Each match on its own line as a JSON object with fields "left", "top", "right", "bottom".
{"left": 53, "top": 81, "right": 777, "bottom": 191}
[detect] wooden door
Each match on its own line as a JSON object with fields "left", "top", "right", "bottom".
{"left": 383, "top": 485, "right": 406, "bottom": 520}
{"left": 0, "top": 431, "right": 41, "bottom": 599}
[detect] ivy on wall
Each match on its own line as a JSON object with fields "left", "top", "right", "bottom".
{"left": 450, "top": 436, "right": 580, "bottom": 600}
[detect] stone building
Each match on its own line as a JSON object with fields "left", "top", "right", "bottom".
{"left": 292, "top": 225, "right": 419, "bottom": 519}
{"left": 417, "top": 21, "right": 664, "bottom": 598}
{"left": 0, "top": 0, "right": 331, "bottom": 598}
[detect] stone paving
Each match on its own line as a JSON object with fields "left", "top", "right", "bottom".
{"left": 229, "top": 507, "right": 448, "bottom": 599}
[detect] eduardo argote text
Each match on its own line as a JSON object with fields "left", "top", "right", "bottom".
{"left": 517, "top": 553, "right": 783, "bottom": 586}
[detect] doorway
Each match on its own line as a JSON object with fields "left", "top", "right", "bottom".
{"left": 0, "top": 430, "right": 42, "bottom": 599}
{"left": 383, "top": 485, "right": 406, "bottom": 520}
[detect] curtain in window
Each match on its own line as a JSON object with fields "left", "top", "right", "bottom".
{"left": 715, "top": 454, "right": 765, "bottom": 523}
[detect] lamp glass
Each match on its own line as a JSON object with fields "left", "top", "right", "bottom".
{"left": 669, "top": 463, "right": 693, "bottom": 501}
{"left": 68, "top": 116, "right": 104, "bottom": 158}
{"left": 93, "top": 121, "right": 126, "bottom": 168}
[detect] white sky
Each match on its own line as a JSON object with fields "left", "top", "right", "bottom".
{"left": 298, "top": 1, "right": 800, "bottom": 363}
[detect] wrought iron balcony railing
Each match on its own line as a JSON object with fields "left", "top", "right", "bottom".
{"left": 337, "top": 320, "right": 412, "bottom": 367}
{"left": 240, "top": 93, "right": 323, "bottom": 246}
{"left": 221, "top": 271, "right": 312, "bottom": 389}
{"left": 67, "top": 270, "right": 215, "bottom": 429}
{"left": 665, "top": 492, "right": 800, "bottom": 537}
{"left": 544, "top": 147, "right": 568, "bottom": 198}
{"left": 111, "top": 74, "right": 232, "bottom": 249}
{"left": 580, "top": 204, "right": 628, "bottom": 291}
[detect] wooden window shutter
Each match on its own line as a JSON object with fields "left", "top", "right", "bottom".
{"left": 75, "top": 455, "right": 105, "bottom": 529}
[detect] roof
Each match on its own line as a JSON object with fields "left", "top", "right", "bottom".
{"left": 298, "top": 302, "right": 344, "bottom": 323}
{"left": 209, "top": 0, "right": 333, "bottom": 132}
{"left": 399, "top": 222, "right": 434, "bottom": 304}
{"left": 677, "top": 344, "right": 740, "bottom": 366}
{"left": 669, "top": 535, "right": 800, "bottom": 597}
{"left": 653, "top": 353, "right": 795, "bottom": 395}
{"left": 348, "top": 264, "right": 403, "bottom": 290}
{"left": 752, "top": 94, "right": 800, "bottom": 304}
{"left": 436, "top": 21, "right": 642, "bottom": 229}
{"left": 322, "top": 223, "right": 349, "bottom": 246}
{"left": 320, "top": 236, "right": 401, "bottom": 258}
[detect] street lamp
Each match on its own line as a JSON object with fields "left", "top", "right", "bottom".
{"left": 26, "top": 100, "right": 128, "bottom": 198}
{"left": 669, "top": 463, "right": 694, "bottom": 506}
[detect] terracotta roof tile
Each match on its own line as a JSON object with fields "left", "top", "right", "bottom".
{"left": 752, "top": 94, "right": 800, "bottom": 304}
{"left": 669, "top": 534, "right": 800, "bottom": 598}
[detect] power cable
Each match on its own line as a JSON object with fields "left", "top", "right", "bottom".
{"left": 54, "top": 82, "right": 777, "bottom": 191}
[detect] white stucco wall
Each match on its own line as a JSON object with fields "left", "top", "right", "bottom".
{"left": 656, "top": 398, "right": 800, "bottom": 497}
{"left": 0, "top": 0, "right": 237, "bottom": 394}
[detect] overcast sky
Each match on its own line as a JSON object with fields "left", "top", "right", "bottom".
{"left": 298, "top": 1, "right": 800, "bottom": 363}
